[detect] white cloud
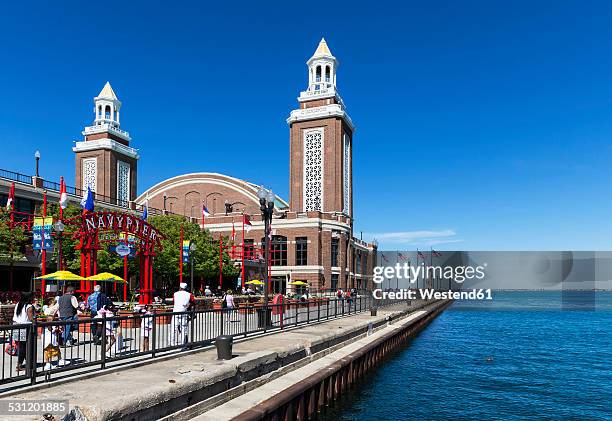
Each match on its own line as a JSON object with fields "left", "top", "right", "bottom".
{"left": 364, "top": 229, "right": 462, "bottom": 247}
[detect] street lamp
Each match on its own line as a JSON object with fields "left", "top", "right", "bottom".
{"left": 189, "top": 242, "right": 197, "bottom": 293}
{"left": 34, "top": 150, "right": 41, "bottom": 177}
{"left": 257, "top": 186, "right": 275, "bottom": 307}
{"left": 163, "top": 192, "right": 167, "bottom": 211}
{"left": 54, "top": 220, "right": 64, "bottom": 271}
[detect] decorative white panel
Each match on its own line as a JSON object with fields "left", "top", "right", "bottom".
{"left": 117, "top": 160, "right": 130, "bottom": 205}
{"left": 303, "top": 129, "right": 324, "bottom": 211}
{"left": 343, "top": 134, "right": 351, "bottom": 215}
{"left": 82, "top": 158, "right": 97, "bottom": 192}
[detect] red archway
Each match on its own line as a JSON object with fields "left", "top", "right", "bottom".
{"left": 64, "top": 211, "right": 165, "bottom": 304}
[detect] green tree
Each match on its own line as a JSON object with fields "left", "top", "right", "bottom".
{"left": 0, "top": 208, "right": 29, "bottom": 288}
{"left": 148, "top": 214, "right": 238, "bottom": 288}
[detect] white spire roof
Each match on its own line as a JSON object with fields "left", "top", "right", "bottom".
{"left": 97, "top": 81, "right": 118, "bottom": 100}
{"left": 312, "top": 38, "right": 333, "bottom": 58}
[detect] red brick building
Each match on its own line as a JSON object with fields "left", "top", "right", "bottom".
{"left": 136, "top": 39, "right": 377, "bottom": 293}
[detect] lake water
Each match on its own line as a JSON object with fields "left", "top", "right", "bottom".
{"left": 317, "top": 291, "right": 612, "bottom": 420}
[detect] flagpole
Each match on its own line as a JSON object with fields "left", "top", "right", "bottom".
{"left": 179, "top": 226, "right": 183, "bottom": 286}
{"left": 41, "top": 191, "right": 47, "bottom": 296}
{"left": 396, "top": 251, "right": 399, "bottom": 290}
{"left": 241, "top": 213, "right": 245, "bottom": 290}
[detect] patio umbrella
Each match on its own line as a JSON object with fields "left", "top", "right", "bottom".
{"left": 289, "top": 281, "right": 309, "bottom": 286}
{"left": 86, "top": 272, "right": 126, "bottom": 283}
{"left": 34, "top": 270, "right": 85, "bottom": 281}
{"left": 245, "top": 280, "right": 265, "bottom": 286}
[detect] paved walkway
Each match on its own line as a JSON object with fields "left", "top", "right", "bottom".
{"left": 0, "top": 299, "right": 368, "bottom": 392}
{"left": 8, "top": 300, "right": 427, "bottom": 420}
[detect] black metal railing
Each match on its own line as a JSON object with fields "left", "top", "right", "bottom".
{"left": 0, "top": 295, "right": 401, "bottom": 389}
{"left": 0, "top": 169, "right": 32, "bottom": 185}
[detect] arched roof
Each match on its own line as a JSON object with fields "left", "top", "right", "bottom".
{"left": 136, "top": 172, "right": 289, "bottom": 215}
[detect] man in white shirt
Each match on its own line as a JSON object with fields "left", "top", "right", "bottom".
{"left": 170, "top": 283, "right": 192, "bottom": 346}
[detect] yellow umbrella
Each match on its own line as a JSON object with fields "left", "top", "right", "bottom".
{"left": 35, "top": 270, "right": 85, "bottom": 281}
{"left": 289, "top": 281, "right": 309, "bottom": 286}
{"left": 245, "top": 280, "right": 265, "bottom": 286}
{"left": 86, "top": 272, "right": 126, "bottom": 283}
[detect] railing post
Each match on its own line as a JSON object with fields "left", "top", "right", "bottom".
{"left": 101, "top": 313, "right": 107, "bottom": 370}
{"left": 243, "top": 306, "right": 248, "bottom": 337}
{"left": 220, "top": 308, "right": 224, "bottom": 336}
{"left": 151, "top": 313, "right": 157, "bottom": 358}
{"left": 28, "top": 320, "right": 37, "bottom": 385}
{"left": 189, "top": 308, "right": 195, "bottom": 349}
{"left": 317, "top": 299, "right": 321, "bottom": 322}
{"left": 295, "top": 303, "right": 299, "bottom": 327}
{"left": 307, "top": 302, "right": 310, "bottom": 324}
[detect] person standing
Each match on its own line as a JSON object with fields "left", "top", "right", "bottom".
{"left": 170, "top": 283, "right": 191, "bottom": 346}
{"left": 58, "top": 286, "right": 79, "bottom": 346}
{"left": 224, "top": 289, "right": 236, "bottom": 322}
{"left": 87, "top": 285, "right": 111, "bottom": 345}
{"left": 12, "top": 292, "right": 33, "bottom": 372}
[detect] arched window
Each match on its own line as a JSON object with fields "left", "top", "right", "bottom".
{"left": 325, "top": 66, "right": 331, "bottom": 83}
{"left": 104, "top": 105, "right": 111, "bottom": 120}
{"left": 315, "top": 66, "right": 321, "bottom": 83}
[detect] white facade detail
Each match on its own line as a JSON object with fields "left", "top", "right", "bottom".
{"left": 117, "top": 160, "right": 131, "bottom": 204}
{"left": 303, "top": 129, "right": 324, "bottom": 212}
{"left": 343, "top": 134, "right": 351, "bottom": 216}
{"left": 72, "top": 139, "right": 139, "bottom": 159}
{"left": 82, "top": 158, "right": 97, "bottom": 192}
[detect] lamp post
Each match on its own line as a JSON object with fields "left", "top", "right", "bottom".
{"left": 189, "top": 242, "right": 196, "bottom": 293}
{"left": 257, "top": 186, "right": 275, "bottom": 308}
{"left": 163, "top": 192, "right": 167, "bottom": 211}
{"left": 54, "top": 220, "right": 65, "bottom": 271}
{"left": 34, "top": 150, "right": 41, "bottom": 177}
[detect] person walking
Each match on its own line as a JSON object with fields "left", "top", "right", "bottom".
{"left": 58, "top": 286, "right": 79, "bottom": 346}
{"left": 12, "top": 292, "right": 33, "bottom": 372}
{"left": 87, "top": 285, "right": 111, "bottom": 345}
{"left": 170, "top": 283, "right": 191, "bottom": 346}
{"left": 224, "top": 289, "right": 237, "bottom": 322}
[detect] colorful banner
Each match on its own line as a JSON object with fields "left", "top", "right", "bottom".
{"left": 182, "top": 240, "right": 191, "bottom": 263}
{"left": 33, "top": 217, "right": 53, "bottom": 251}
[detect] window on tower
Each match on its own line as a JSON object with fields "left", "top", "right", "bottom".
{"left": 315, "top": 65, "right": 321, "bottom": 82}
{"left": 105, "top": 105, "right": 111, "bottom": 120}
{"left": 325, "top": 66, "right": 331, "bottom": 82}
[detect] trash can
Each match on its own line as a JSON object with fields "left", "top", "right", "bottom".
{"left": 370, "top": 307, "right": 378, "bottom": 316}
{"left": 256, "top": 307, "right": 272, "bottom": 328}
{"left": 215, "top": 335, "right": 233, "bottom": 360}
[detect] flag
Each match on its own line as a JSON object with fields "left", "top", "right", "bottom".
{"left": 243, "top": 214, "right": 252, "bottom": 233}
{"left": 381, "top": 253, "right": 389, "bottom": 263}
{"left": 432, "top": 249, "right": 442, "bottom": 257}
{"left": 6, "top": 182, "right": 14, "bottom": 211}
{"left": 141, "top": 200, "right": 148, "bottom": 221}
{"left": 80, "top": 186, "right": 94, "bottom": 212}
{"left": 231, "top": 221, "right": 236, "bottom": 241}
{"left": 417, "top": 250, "right": 426, "bottom": 260}
{"left": 59, "top": 177, "right": 68, "bottom": 209}
{"left": 202, "top": 204, "right": 210, "bottom": 218}
{"left": 398, "top": 252, "right": 408, "bottom": 261}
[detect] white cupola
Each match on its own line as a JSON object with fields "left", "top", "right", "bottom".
{"left": 306, "top": 38, "right": 338, "bottom": 93}
{"left": 94, "top": 81, "right": 122, "bottom": 128}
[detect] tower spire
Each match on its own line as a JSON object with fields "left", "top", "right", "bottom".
{"left": 312, "top": 38, "right": 332, "bottom": 58}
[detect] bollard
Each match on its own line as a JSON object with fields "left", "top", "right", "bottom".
{"left": 256, "top": 307, "right": 272, "bottom": 328}
{"left": 215, "top": 335, "right": 233, "bottom": 360}
{"left": 370, "top": 307, "right": 378, "bottom": 316}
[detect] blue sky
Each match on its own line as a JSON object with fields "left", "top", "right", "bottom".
{"left": 1, "top": 1, "right": 611, "bottom": 250}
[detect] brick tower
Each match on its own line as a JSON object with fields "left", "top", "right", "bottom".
{"left": 287, "top": 38, "right": 354, "bottom": 218}
{"left": 73, "top": 82, "right": 138, "bottom": 206}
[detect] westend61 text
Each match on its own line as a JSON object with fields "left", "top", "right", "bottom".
{"left": 372, "top": 288, "right": 493, "bottom": 301}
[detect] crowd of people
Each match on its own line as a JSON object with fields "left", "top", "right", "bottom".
{"left": 8, "top": 283, "right": 361, "bottom": 373}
